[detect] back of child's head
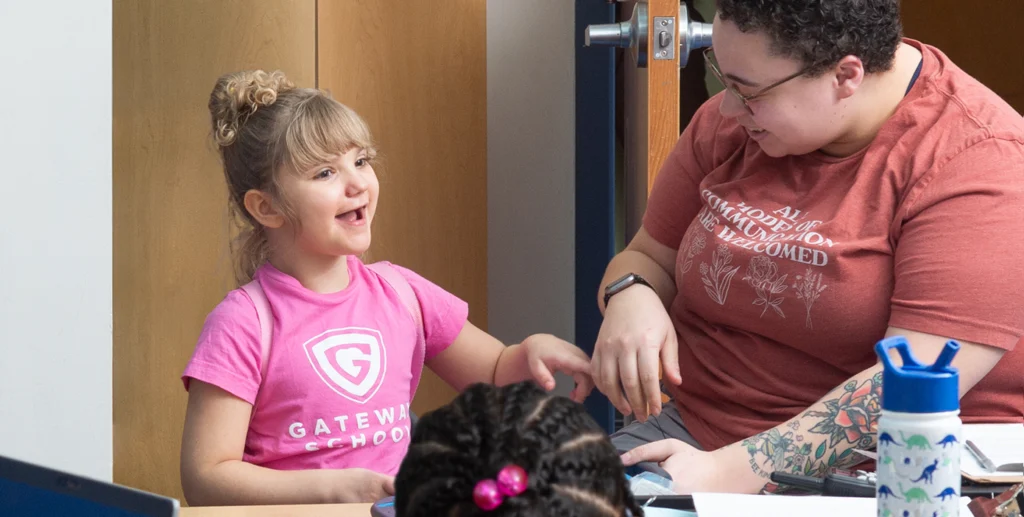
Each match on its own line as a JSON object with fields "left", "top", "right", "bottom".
{"left": 206, "top": 69, "right": 376, "bottom": 284}
{"left": 395, "top": 381, "right": 642, "bottom": 517}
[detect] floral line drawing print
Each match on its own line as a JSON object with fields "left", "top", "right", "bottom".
{"left": 700, "top": 244, "right": 740, "bottom": 305}
{"left": 743, "top": 256, "right": 788, "bottom": 318}
{"left": 681, "top": 232, "right": 707, "bottom": 275}
{"left": 793, "top": 268, "right": 828, "bottom": 329}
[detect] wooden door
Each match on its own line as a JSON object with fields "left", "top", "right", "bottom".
{"left": 113, "top": 0, "right": 316, "bottom": 500}
{"left": 620, "top": 0, "right": 682, "bottom": 241}
{"left": 317, "top": 0, "right": 487, "bottom": 417}
{"left": 901, "top": 0, "right": 1024, "bottom": 113}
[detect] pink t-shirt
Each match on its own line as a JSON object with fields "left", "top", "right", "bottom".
{"left": 181, "top": 255, "right": 469, "bottom": 475}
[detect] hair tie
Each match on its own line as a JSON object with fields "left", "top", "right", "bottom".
{"left": 473, "top": 464, "right": 528, "bottom": 511}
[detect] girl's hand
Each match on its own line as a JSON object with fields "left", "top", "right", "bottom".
{"left": 330, "top": 468, "right": 395, "bottom": 503}
{"left": 520, "top": 333, "right": 595, "bottom": 403}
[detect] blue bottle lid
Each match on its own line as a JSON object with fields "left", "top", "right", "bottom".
{"left": 875, "top": 336, "right": 960, "bottom": 413}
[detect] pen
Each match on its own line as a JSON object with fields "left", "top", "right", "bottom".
{"left": 769, "top": 472, "right": 877, "bottom": 498}
{"left": 965, "top": 439, "right": 997, "bottom": 472}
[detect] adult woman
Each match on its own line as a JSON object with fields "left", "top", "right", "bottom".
{"left": 593, "top": 0, "right": 1024, "bottom": 493}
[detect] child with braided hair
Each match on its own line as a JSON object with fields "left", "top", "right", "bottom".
{"left": 394, "top": 381, "right": 643, "bottom": 517}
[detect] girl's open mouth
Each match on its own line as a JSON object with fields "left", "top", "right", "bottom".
{"left": 336, "top": 206, "right": 367, "bottom": 225}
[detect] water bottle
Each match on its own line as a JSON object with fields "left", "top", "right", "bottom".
{"left": 875, "top": 336, "right": 962, "bottom": 517}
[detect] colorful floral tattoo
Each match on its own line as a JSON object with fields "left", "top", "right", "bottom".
{"left": 742, "top": 372, "right": 883, "bottom": 480}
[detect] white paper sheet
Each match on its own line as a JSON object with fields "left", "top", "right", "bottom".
{"left": 692, "top": 493, "right": 972, "bottom": 517}
{"left": 961, "top": 423, "right": 1024, "bottom": 481}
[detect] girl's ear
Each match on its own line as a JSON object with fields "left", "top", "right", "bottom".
{"left": 243, "top": 189, "right": 286, "bottom": 229}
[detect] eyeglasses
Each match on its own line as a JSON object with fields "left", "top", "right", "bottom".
{"left": 703, "top": 47, "right": 814, "bottom": 115}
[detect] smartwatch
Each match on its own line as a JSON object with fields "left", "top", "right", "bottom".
{"left": 603, "top": 273, "right": 655, "bottom": 306}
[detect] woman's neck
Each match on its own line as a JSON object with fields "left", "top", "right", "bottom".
{"left": 266, "top": 233, "right": 352, "bottom": 294}
{"left": 820, "top": 42, "right": 923, "bottom": 157}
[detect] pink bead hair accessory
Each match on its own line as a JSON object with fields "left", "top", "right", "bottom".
{"left": 473, "top": 464, "right": 528, "bottom": 511}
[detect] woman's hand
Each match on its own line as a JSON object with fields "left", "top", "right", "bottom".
{"left": 519, "top": 333, "right": 595, "bottom": 402}
{"left": 620, "top": 440, "right": 764, "bottom": 495}
{"left": 591, "top": 285, "right": 681, "bottom": 421}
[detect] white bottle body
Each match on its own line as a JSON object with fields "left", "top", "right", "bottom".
{"left": 876, "top": 409, "right": 961, "bottom": 517}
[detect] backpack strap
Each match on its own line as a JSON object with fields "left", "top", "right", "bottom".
{"left": 367, "top": 262, "right": 426, "bottom": 399}
{"left": 240, "top": 280, "right": 273, "bottom": 381}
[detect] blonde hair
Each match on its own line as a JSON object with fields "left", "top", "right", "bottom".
{"left": 207, "top": 70, "right": 376, "bottom": 285}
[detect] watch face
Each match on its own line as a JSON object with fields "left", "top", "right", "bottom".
{"left": 608, "top": 273, "right": 636, "bottom": 294}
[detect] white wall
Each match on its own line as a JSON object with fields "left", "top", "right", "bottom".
{"left": 487, "top": 1, "right": 576, "bottom": 395}
{"left": 0, "top": 1, "right": 113, "bottom": 481}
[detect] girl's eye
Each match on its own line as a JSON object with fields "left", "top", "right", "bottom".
{"left": 355, "top": 157, "right": 369, "bottom": 167}
{"left": 314, "top": 168, "right": 334, "bottom": 180}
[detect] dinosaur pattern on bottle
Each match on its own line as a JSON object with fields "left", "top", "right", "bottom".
{"left": 900, "top": 484, "right": 932, "bottom": 504}
{"left": 900, "top": 432, "right": 933, "bottom": 451}
{"left": 880, "top": 432, "right": 902, "bottom": 447}
{"left": 911, "top": 460, "right": 939, "bottom": 484}
{"left": 877, "top": 424, "right": 961, "bottom": 517}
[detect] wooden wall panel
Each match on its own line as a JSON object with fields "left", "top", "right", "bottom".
{"left": 901, "top": 0, "right": 1024, "bottom": 113}
{"left": 112, "top": 0, "right": 315, "bottom": 500}
{"left": 316, "top": 2, "right": 487, "bottom": 415}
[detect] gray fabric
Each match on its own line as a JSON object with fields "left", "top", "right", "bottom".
{"left": 611, "top": 402, "right": 702, "bottom": 480}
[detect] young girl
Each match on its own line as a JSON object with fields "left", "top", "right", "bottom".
{"left": 179, "top": 70, "right": 595, "bottom": 507}
{"left": 394, "top": 381, "right": 642, "bottom": 517}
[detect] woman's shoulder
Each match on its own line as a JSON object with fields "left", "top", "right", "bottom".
{"left": 898, "top": 43, "right": 1024, "bottom": 158}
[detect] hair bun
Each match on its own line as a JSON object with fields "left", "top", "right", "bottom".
{"left": 208, "top": 70, "right": 294, "bottom": 147}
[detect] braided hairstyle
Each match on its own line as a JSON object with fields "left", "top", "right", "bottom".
{"left": 395, "top": 381, "right": 642, "bottom": 517}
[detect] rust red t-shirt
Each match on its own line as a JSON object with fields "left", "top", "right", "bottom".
{"left": 643, "top": 40, "right": 1024, "bottom": 451}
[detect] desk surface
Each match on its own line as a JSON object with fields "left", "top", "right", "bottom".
{"left": 180, "top": 504, "right": 371, "bottom": 516}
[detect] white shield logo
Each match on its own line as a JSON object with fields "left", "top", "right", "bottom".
{"left": 302, "top": 328, "right": 387, "bottom": 404}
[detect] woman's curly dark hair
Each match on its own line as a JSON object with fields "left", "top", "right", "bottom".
{"left": 716, "top": 0, "right": 902, "bottom": 75}
{"left": 395, "top": 382, "right": 643, "bottom": 517}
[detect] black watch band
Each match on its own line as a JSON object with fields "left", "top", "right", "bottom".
{"left": 603, "top": 273, "right": 655, "bottom": 306}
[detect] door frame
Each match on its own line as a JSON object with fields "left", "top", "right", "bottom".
{"left": 574, "top": 0, "right": 617, "bottom": 433}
